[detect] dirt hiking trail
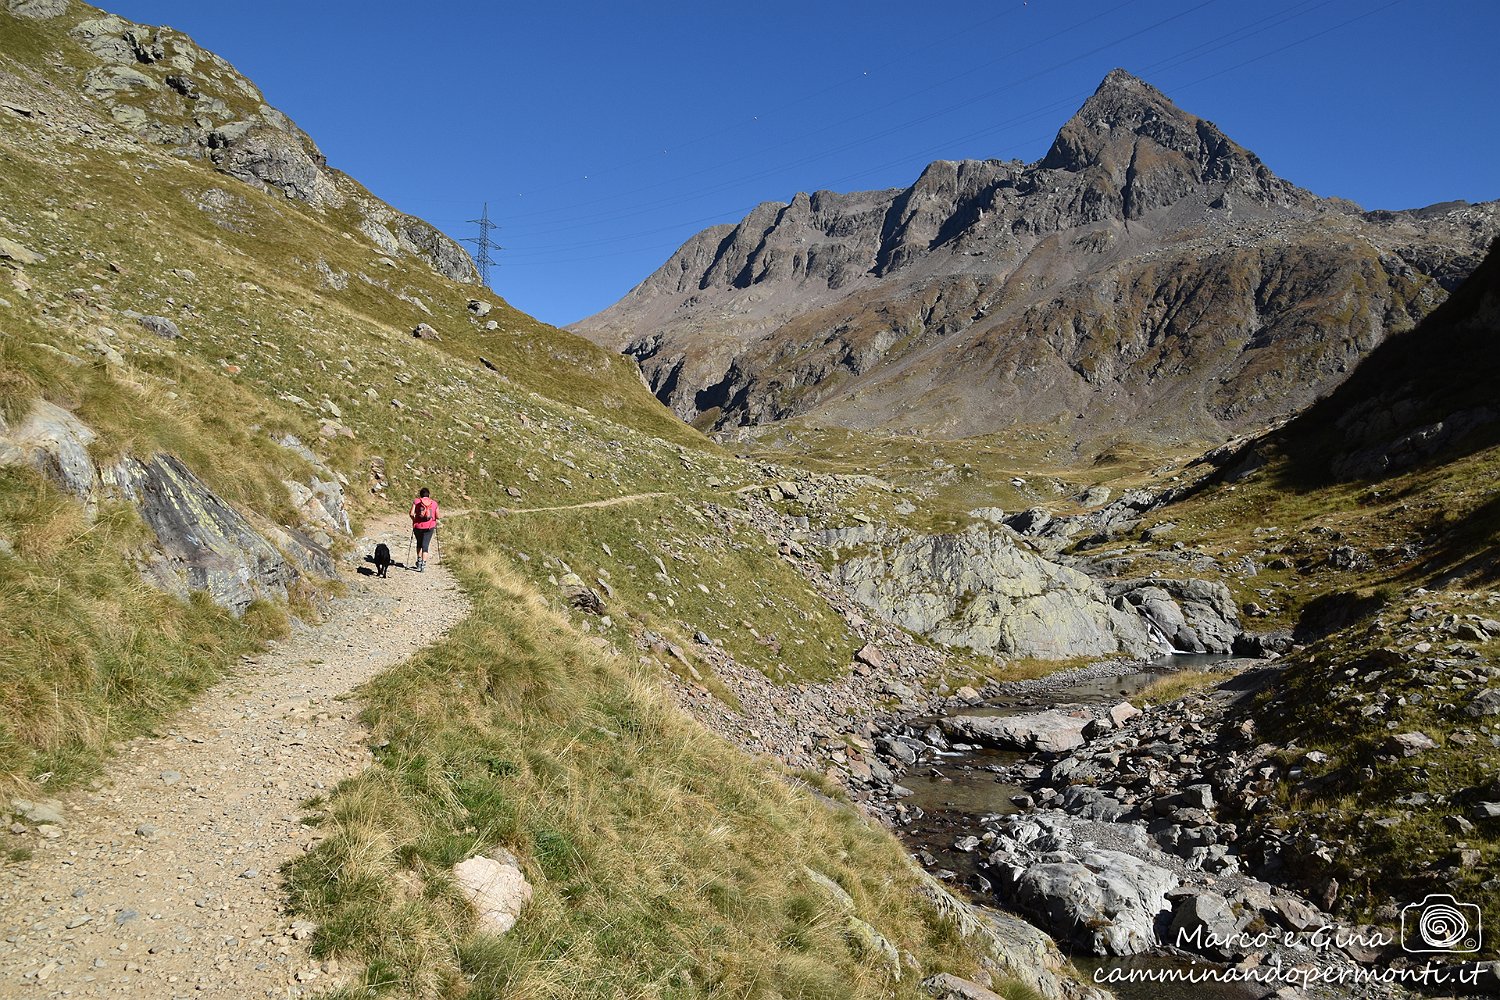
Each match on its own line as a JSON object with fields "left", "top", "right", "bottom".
{"left": 0, "top": 514, "right": 469, "bottom": 998}
{"left": 444, "top": 490, "right": 670, "bottom": 520}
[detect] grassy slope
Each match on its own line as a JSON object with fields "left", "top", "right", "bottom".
{"left": 0, "top": 7, "right": 1019, "bottom": 996}
{"left": 289, "top": 526, "right": 990, "bottom": 1000}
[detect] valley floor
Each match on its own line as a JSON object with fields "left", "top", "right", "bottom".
{"left": 0, "top": 514, "right": 468, "bottom": 997}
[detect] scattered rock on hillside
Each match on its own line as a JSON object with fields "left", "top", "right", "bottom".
{"left": 0, "top": 235, "right": 43, "bottom": 264}
{"left": 1383, "top": 731, "right": 1437, "bottom": 757}
{"left": 137, "top": 314, "right": 181, "bottom": 339}
{"left": 412, "top": 323, "right": 441, "bottom": 341}
{"left": 452, "top": 848, "right": 531, "bottom": 936}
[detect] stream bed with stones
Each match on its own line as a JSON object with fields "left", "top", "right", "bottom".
{"left": 870, "top": 655, "right": 1421, "bottom": 1000}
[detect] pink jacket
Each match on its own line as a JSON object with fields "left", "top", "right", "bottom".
{"left": 411, "top": 497, "right": 439, "bottom": 529}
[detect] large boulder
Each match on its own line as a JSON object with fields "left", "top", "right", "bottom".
{"left": 1167, "top": 889, "right": 1243, "bottom": 959}
{"left": 941, "top": 710, "right": 1091, "bottom": 753}
{"left": 104, "top": 454, "right": 304, "bottom": 613}
{"left": 826, "top": 524, "right": 1156, "bottom": 660}
{"left": 0, "top": 400, "right": 100, "bottom": 509}
{"left": 1110, "top": 578, "right": 1240, "bottom": 653}
{"left": 1010, "top": 849, "right": 1178, "bottom": 956}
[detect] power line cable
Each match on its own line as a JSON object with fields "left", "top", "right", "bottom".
{"left": 494, "top": 0, "right": 1406, "bottom": 270}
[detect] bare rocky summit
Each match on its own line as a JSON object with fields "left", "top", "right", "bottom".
{"left": 575, "top": 70, "right": 1499, "bottom": 444}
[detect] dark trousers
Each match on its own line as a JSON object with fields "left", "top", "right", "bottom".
{"left": 413, "top": 527, "right": 434, "bottom": 555}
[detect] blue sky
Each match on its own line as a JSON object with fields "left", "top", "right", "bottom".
{"left": 111, "top": 1, "right": 1500, "bottom": 327}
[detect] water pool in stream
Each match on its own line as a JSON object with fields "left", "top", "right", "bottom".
{"left": 897, "top": 654, "right": 1265, "bottom": 999}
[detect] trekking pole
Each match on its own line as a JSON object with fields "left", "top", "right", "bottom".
{"left": 406, "top": 534, "right": 413, "bottom": 568}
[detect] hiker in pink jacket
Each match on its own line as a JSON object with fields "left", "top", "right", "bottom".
{"left": 409, "top": 488, "right": 439, "bottom": 572}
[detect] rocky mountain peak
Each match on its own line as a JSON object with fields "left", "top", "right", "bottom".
{"left": 576, "top": 68, "right": 1499, "bottom": 440}
{"left": 1039, "top": 68, "right": 1308, "bottom": 217}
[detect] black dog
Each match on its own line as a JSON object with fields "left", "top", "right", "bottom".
{"left": 373, "top": 543, "right": 392, "bottom": 578}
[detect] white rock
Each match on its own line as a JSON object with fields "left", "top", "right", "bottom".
{"left": 452, "top": 849, "right": 531, "bottom": 935}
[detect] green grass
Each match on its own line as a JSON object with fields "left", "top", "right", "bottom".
{"left": 1133, "top": 670, "right": 1221, "bottom": 706}
{"left": 486, "top": 496, "right": 857, "bottom": 684}
{"left": 286, "top": 522, "right": 989, "bottom": 999}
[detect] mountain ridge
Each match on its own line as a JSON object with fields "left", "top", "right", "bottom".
{"left": 574, "top": 69, "right": 1500, "bottom": 445}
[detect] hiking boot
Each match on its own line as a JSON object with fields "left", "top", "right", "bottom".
{"left": 416, "top": 559, "right": 426, "bottom": 572}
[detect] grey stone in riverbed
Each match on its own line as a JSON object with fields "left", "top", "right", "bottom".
{"left": 941, "top": 710, "right": 1090, "bottom": 752}
{"left": 1167, "top": 889, "right": 1241, "bottom": 959}
{"left": 1061, "top": 785, "right": 1129, "bottom": 821}
{"left": 1009, "top": 848, "right": 1178, "bottom": 955}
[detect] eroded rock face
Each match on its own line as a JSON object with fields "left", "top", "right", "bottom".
{"left": 823, "top": 523, "right": 1157, "bottom": 660}
{"left": 208, "top": 122, "right": 339, "bottom": 207}
{"left": 7, "top": 0, "right": 69, "bottom": 19}
{"left": 0, "top": 401, "right": 339, "bottom": 613}
{"left": 1110, "top": 578, "right": 1241, "bottom": 653}
{"left": 56, "top": 11, "right": 478, "bottom": 283}
{"left": 0, "top": 400, "right": 100, "bottom": 509}
{"left": 105, "top": 454, "right": 306, "bottom": 613}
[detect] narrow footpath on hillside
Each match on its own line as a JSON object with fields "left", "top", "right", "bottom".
{"left": 446, "top": 490, "right": 670, "bottom": 519}
{"left": 0, "top": 514, "right": 470, "bottom": 998}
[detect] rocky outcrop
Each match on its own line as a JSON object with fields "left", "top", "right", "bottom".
{"left": 0, "top": 400, "right": 343, "bottom": 613}
{"left": 821, "top": 523, "right": 1159, "bottom": 660}
{"left": 912, "top": 870, "right": 1107, "bottom": 1000}
{"left": 46, "top": 11, "right": 477, "bottom": 283}
{"left": 0, "top": 400, "right": 100, "bottom": 510}
{"left": 576, "top": 71, "right": 1499, "bottom": 444}
{"left": 104, "top": 454, "right": 303, "bottom": 612}
{"left": 6, "top": 0, "right": 68, "bottom": 19}
{"left": 984, "top": 814, "right": 1177, "bottom": 956}
{"left": 1109, "top": 578, "right": 1241, "bottom": 653}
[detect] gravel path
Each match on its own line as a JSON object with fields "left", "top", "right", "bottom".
{"left": 0, "top": 514, "right": 470, "bottom": 998}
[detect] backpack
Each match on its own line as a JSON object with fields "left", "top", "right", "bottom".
{"left": 415, "top": 498, "right": 435, "bottom": 524}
